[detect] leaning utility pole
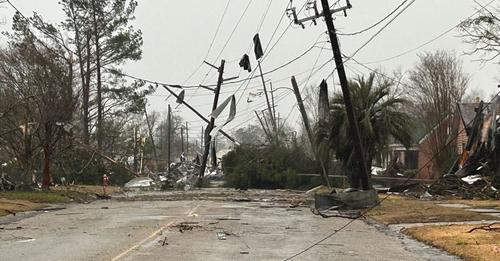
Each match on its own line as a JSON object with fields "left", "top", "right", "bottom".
{"left": 167, "top": 104, "right": 172, "bottom": 169}
{"left": 258, "top": 61, "right": 277, "bottom": 141}
{"left": 270, "top": 82, "right": 277, "bottom": 129}
{"left": 292, "top": 0, "right": 370, "bottom": 190}
{"left": 199, "top": 60, "right": 225, "bottom": 179}
{"left": 255, "top": 111, "right": 272, "bottom": 142}
{"left": 320, "top": 0, "right": 370, "bottom": 190}
{"left": 201, "top": 126, "right": 204, "bottom": 152}
{"left": 291, "top": 76, "right": 313, "bottom": 146}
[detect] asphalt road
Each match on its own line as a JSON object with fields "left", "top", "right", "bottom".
{"left": 0, "top": 190, "right": 458, "bottom": 261}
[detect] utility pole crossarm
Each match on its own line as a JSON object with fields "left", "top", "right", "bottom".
{"left": 160, "top": 85, "right": 237, "bottom": 144}
{"left": 291, "top": 1, "right": 352, "bottom": 27}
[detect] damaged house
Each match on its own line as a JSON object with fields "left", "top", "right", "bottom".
{"left": 378, "top": 99, "right": 500, "bottom": 184}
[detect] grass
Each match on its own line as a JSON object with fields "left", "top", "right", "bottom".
{"left": 0, "top": 191, "right": 70, "bottom": 203}
{"left": 0, "top": 185, "right": 122, "bottom": 217}
{"left": 365, "top": 195, "right": 499, "bottom": 224}
{"left": 405, "top": 224, "right": 500, "bottom": 261}
{"left": 51, "top": 185, "right": 123, "bottom": 195}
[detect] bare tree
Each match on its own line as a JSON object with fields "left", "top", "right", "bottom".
{"left": 459, "top": 2, "right": 500, "bottom": 63}
{"left": 0, "top": 36, "right": 75, "bottom": 189}
{"left": 407, "top": 50, "right": 469, "bottom": 177}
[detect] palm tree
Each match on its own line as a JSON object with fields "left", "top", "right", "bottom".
{"left": 328, "top": 73, "right": 413, "bottom": 189}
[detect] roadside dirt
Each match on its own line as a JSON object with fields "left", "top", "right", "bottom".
{"left": 0, "top": 198, "right": 46, "bottom": 216}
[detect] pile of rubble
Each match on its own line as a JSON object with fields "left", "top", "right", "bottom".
{"left": 163, "top": 161, "right": 201, "bottom": 190}
{"left": 429, "top": 175, "right": 499, "bottom": 199}
{"left": 429, "top": 101, "right": 500, "bottom": 199}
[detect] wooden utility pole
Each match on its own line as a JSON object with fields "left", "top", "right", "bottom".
{"left": 199, "top": 60, "right": 225, "bottom": 179}
{"left": 167, "top": 104, "right": 171, "bottom": 169}
{"left": 144, "top": 106, "right": 158, "bottom": 171}
{"left": 255, "top": 111, "right": 272, "bottom": 142}
{"left": 180, "top": 127, "right": 184, "bottom": 153}
{"left": 201, "top": 126, "right": 204, "bottom": 152}
{"left": 257, "top": 61, "right": 277, "bottom": 141}
{"left": 133, "top": 126, "right": 138, "bottom": 172}
{"left": 270, "top": 82, "right": 277, "bottom": 125}
{"left": 292, "top": 77, "right": 331, "bottom": 188}
{"left": 211, "top": 140, "right": 217, "bottom": 168}
{"left": 291, "top": 76, "right": 313, "bottom": 145}
{"left": 319, "top": 0, "right": 370, "bottom": 190}
{"left": 185, "top": 121, "right": 189, "bottom": 159}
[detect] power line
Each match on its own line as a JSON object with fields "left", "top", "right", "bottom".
{"left": 199, "top": 0, "right": 253, "bottom": 86}
{"left": 363, "top": 0, "right": 497, "bottom": 64}
{"left": 181, "top": 0, "right": 232, "bottom": 86}
{"left": 338, "top": 0, "right": 410, "bottom": 36}
{"left": 346, "top": 0, "right": 417, "bottom": 60}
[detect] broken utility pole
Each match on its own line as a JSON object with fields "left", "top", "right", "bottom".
{"left": 292, "top": 0, "right": 370, "bottom": 190}
{"left": 199, "top": 60, "right": 225, "bottom": 180}
{"left": 291, "top": 76, "right": 331, "bottom": 188}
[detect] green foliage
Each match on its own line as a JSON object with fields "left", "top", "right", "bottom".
{"left": 222, "top": 145, "right": 321, "bottom": 190}
{"left": 328, "top": 73, "right": 413, "bottom": 187}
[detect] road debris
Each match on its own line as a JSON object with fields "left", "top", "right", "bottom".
{"left": 216, "top": 217, "right": 240, "bottom": 221}
{"left": 467, "top": 222, "right": 500, "bottom": 233}
{"left": 174, "top": 222, "right": 202, "bottom": 233}
{"left": 216, "top": 231, "right": 227, "bottom": 240}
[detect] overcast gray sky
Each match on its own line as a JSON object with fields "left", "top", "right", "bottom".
{"left": 1, "top": 0, "right": 499, "bottom": 143}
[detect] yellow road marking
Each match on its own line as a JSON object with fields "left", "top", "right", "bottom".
{"left": 111, "top": 219, "right": 176, "bottom": 261}
{"left": 111, "top": 204, "right": 200, "bottom": 261}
